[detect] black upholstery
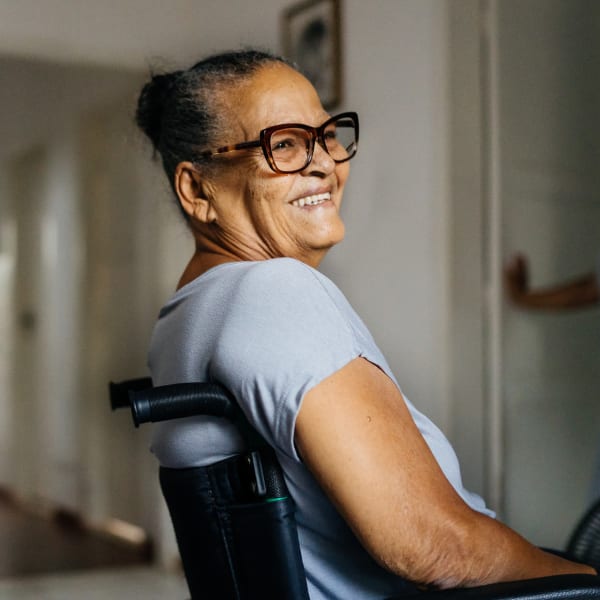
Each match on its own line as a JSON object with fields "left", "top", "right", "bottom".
{"left": 110, "top": 379, "right": 600, "bottom": 599}
{"left": 159, "top": 458, "right": 308, "bottom": 600}
{"left": 409, "top": 575, "right": 600, "bottom": 599}
{"left": 567, "top": 497, "right": 600, "bottom": 573}
{"left": 111, "top": 379, "right": 309, "bottom": 599}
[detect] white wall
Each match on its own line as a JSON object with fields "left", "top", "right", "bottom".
{"left": 323, "top": 1, "right": 451, "bottom": 431}
{"left": 0, "top": 165, "right": 14, "bottom": 481}
{"left": 448, "top": 0, "right": 600, "bottom": 549}
{"left": 0, "top": 58, "right": 140, "bottom": 163}
{"left": 0, "top": 1, "right": 280, "bottom": 69}
{"left": 447, "top": 0, "right": 488, "bottom": 497}
{"left": 496, "top": 0, "right": 600, "bottom": 547}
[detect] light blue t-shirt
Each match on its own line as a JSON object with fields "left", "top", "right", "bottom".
{"left": 148, "top": 258, "right": 494, "bottom": 600}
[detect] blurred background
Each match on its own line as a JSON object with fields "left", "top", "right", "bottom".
{"left": 0, "top": 0, "right": 599, "bottom": 596}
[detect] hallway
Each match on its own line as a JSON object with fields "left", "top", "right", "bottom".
{"left": 0, "top": 493, "right": 149, "bottom": 577}
{"left": 0, "top": 566, "right": 188, "bottom": 600}
{"left": 0, "top": 494, "right": 187, "bottom": 598}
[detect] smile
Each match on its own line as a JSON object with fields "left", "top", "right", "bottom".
{"left": 291, "top": 192, "right": 331, "bottom": 208}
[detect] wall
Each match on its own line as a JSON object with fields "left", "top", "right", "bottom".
{"left": 447, "top": 0, "right": 600, "bottom": 549}
{"left": 447, "top": 0, "right": 488, "bottom": 497}
{"left": 324, "top": 0, "right": 451, "bottom": 430}
{"left": 496, "top": 0, "right": 600, "bottom": 547}
{"left": 0, "top": 58, "right": 141, "bottom": 163}
{"left": 0, "top": 166, "right": 13, "bottom": 482}
{"left": 0, "top": 59, "right": 156, "bottom": 513}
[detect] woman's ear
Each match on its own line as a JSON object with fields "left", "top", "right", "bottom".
{"left": 174, "top": 162, "right": 217, "bottom": 224}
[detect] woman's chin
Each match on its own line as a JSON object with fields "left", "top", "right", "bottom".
{"left": 310, "top": 224, "right": 346, "bottom": 255}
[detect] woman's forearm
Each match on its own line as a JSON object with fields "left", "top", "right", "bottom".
{"left": 424, "top": 510, "right": 597, "bottom": 589}
{"left": 297, "top": 357, "right": 597, "bottom": 589}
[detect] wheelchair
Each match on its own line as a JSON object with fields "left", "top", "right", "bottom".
{"left": 110, "top": 378, "right": 600, "bottom": 599}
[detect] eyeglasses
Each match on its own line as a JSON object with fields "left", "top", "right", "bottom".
{"left": 199, "top": 112, "right": 359, "bottom": 174}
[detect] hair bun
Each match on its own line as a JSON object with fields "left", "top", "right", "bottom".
{"left": 135, "top": 71, "right": 181, "bottom": 150}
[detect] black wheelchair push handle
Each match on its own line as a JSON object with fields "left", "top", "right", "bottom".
{"left": 109, "top": 379, "right": 263, "bottom": 445}
{"left": 109, "top": 377, "right": 153, "bottom": 411}
{"left": 128, "top": 382, "right": 238, "bottom": 427}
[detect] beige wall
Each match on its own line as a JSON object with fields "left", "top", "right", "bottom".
{"left": 495, "top": 0, "right": 600, "bottom": 547}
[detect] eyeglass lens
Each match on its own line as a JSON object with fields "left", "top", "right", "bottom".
{"left": 269, "top": 115, "right": 357, "bottom": 173}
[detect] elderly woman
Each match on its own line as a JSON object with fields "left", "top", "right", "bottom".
{"left": 136, "top": 50, "right": 594, "bottom": 599}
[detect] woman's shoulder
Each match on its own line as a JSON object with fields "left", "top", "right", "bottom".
{"left": 234, "top": 258, "right": 336, "bottom": 297}
{"left": 219, "top": 258, "right": 352, "bottom": 333}
{"left": 241, "top": 257, "right": 321, "bottom": 279}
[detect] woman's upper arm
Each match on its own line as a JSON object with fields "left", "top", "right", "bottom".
{"left": 295, "top": 356, "right": 474, "bottom": 584}
{"left": 294, "top": 357, "right": 595, "bottom": 587}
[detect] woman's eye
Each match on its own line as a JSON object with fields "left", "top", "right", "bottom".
{"left": 272, "top": 138, "right": 297, "bottom": 151}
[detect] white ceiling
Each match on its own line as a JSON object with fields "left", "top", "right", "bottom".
{"left": 0, "top": 0, "right": 287, "bottom": 70}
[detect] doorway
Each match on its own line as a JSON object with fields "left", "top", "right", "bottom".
{"left": 450, "top": 0, "right": 600, "bottom": 549}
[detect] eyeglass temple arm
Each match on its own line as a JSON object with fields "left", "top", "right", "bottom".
{"left": 200, "top": 140, "right": 262, "bottom": 158}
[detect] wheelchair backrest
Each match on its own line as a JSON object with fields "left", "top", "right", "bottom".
{"left": 110, "top": 379, "right": 309, "bottom": 600}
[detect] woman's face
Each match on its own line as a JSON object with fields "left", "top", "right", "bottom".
{"left": 203, "top": 63, "right": 350, "bottom": 267}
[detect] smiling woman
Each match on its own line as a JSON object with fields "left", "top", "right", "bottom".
{"left": 171, "top": 60, "right": 352, "bottom": 273}
{"left": 136, "top": 52, "right": 354, "bottom": 273}
{"left": 135, "top": 49, "right": 596, "bottom": 600}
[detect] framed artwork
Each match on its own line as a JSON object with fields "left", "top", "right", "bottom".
{"left": 282, "top": 0, "right": 342, "bottom": 110}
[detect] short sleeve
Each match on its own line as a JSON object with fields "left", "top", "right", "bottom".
{"left": 209, "top": 259, "right": 361, "bottom": 460}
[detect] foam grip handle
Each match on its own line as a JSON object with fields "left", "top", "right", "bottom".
{"left": 129, "top": 382, "right": 236, "bottom": 427}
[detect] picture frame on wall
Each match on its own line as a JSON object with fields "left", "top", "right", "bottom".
{"left": 282, "top": 0, "right": 342, "bottom": 110}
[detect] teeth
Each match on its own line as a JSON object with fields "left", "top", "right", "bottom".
{"left": 291, "top": 192, "right": 331, "bottom": 207}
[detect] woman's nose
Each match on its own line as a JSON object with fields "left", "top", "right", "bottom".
{"left": 305, "top": 139, "right": 336, "bottom": 174}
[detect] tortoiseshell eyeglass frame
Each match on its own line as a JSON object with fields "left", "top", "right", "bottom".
{"left": 198, "top": 111, "right": 359, "bottom": 174}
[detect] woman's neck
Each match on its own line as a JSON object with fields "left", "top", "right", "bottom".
{"left": 177, "top": 251, "right": 236, "bottom": 290}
